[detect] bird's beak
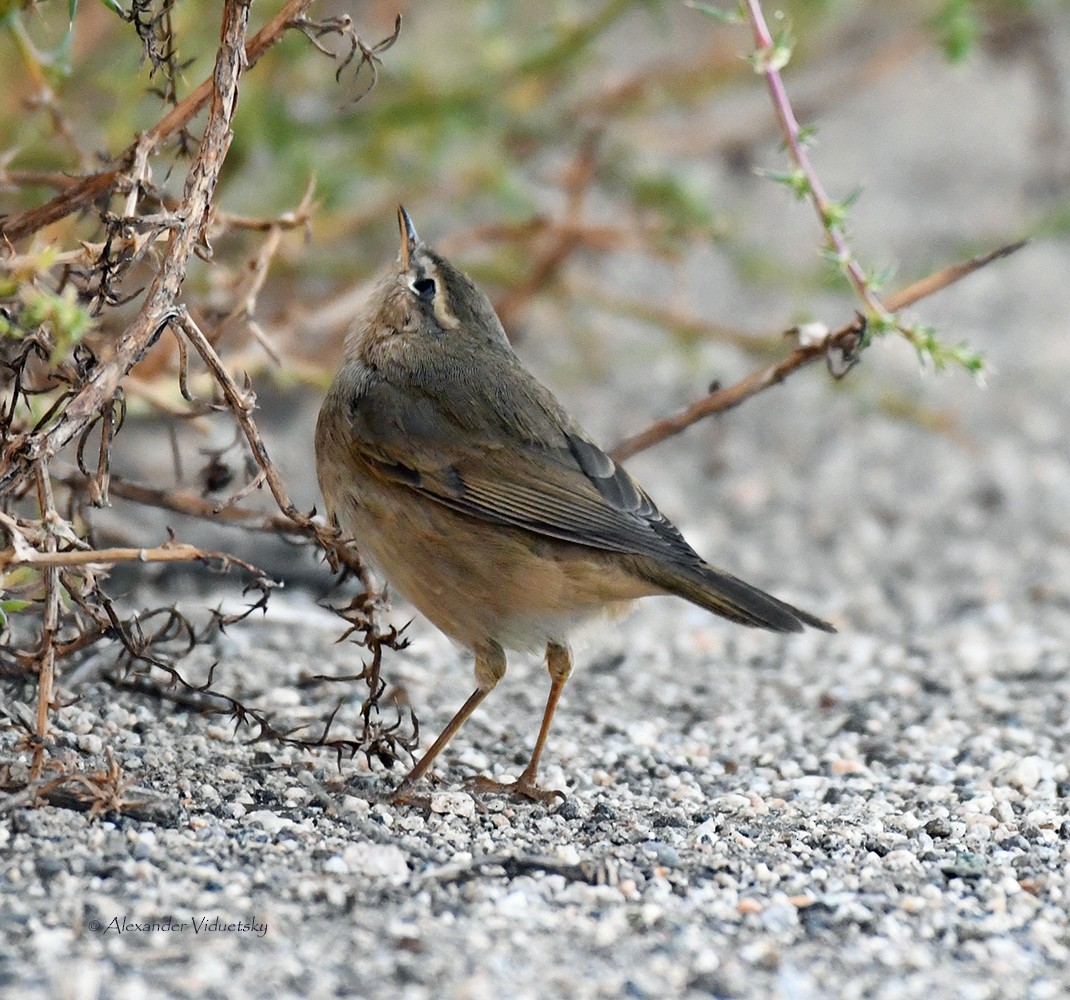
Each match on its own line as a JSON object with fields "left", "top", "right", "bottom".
{"left": 397, "top": 204, "right": 419, "bottom": 270}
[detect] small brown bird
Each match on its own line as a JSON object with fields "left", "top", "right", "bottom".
{"left": 315, "top": 207, "right": 834, "bottom": 804}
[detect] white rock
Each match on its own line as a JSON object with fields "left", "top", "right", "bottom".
{"left": 77, "top": 734, "right": 103, "bottom": 755}
{"left": 323, "top": 855, "right": 349, "bottom": 875}
{"left": 429, "top": 792, "right": 476, "bottom": 818}
{"left": 1005, "top": 755, "right": 1050, "bottom": 792}
{"left": 246, "top": 810, "right": 293, "bottom": 835}
{"left": 342, "top": 842, "right": 409, "bottom": 881}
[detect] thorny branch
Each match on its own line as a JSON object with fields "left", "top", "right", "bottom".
{"left": 290, "top": 12, "right": 402, "bottom": 102}
{"left": 102, "top": 597, "right": 419, "bottom": 777}
{"left": 611, "top": 240, "right": 1027, "bottom": 461}
{"left": 0, "top": 0, "right": 317, "bottom": 245}
{"left": 1, "top": 0, "right": 252, "bottom": 495}
{"left": 743, "top": 0, "right": 888, "bottom": 319}
{"left": 0, "top": 2, "right": 414, "bottom": 796}
{"left": 0, "top": 750, "right": 176, "bottom": 823}
{"left": 609, "top": 1, "right": 1025, "bottom": 461}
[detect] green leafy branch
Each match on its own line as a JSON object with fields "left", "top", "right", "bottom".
{"left": 693, "top": 0, "right": 993, "bottom": 379}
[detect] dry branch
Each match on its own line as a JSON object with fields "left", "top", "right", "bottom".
{"left": 29, "top": 466, "right": 58, "bottom": 779}
{"left": 0, "top": 0, "right": 315, "bottom": 245}
{"left": 1, "top": 0, "right": 256, "bottom": 496}
{"left": 0, "top": 539, "right": 263, "bottom": 572}
{"left": 0, "top": 0, "right": 413, "bottom": 789}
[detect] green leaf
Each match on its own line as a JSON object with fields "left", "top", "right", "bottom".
{"left": 867, "top": 309, "right": 898, "bottom": 338}
{"left": 0, "top": 598, "right": 32, "bottom": 627}
{"left": 631, "top": 173, "right": 714, "bottom": 227}
{"left": 929, "top": 0, "right": 979, "bottom": 63}
{"left": 864, "top": 264, "right": 895, "bottom": 293}
{"left": 822, "top": 189, "right": 861, "bottom": 232}
{"left": 757, "top": 166, "right": 810, "bottom": 199}
{"left": 749, "top": 25, "right": 795, "bottom": 75}
{"left": 685, "top": 1, "right": 743, "bottom": 24}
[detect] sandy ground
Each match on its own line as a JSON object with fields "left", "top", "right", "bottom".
{"left": 4, "top": 8, "right": 1070, "bottom": 1000}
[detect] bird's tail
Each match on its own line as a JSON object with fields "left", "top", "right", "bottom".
{"left": 642, "top": 561, "right": 835, "bottom": 634}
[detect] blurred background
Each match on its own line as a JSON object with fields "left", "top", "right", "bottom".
{"left": 2, "top": 0, "right": 1069, "bottom": 594}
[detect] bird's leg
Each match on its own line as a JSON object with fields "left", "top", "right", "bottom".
{"left": 391, "top": 640, "right": 505, "bottom": 804}
{"left": 469, "top": 641, "right": 572, "bottom": 805}
{"left": 517, "top": 642, "right": 572, "bottom": 791}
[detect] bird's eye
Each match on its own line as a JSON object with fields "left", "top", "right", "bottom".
{"left": 411, "top": 277, "right": 436, "bottom": 301}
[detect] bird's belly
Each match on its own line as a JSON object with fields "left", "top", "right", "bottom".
{"left": 332, "top": 483, "right": 656, "bottom": 653}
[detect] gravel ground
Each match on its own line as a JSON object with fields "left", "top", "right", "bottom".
{"left": 4, "top": 11, "right": 1070, "bottom": 1000}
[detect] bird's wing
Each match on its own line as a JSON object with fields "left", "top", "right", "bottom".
{"left": 347, "top": 377, "right": 704, "bottom": 566}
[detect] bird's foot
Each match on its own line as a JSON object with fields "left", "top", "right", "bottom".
{"left": 386, "top": 778, "right": 432, "bottom": 809}
{"left": 466, "top": 772, "right": 566, "bottom": 807}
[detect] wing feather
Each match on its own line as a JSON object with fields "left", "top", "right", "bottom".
{"left": 347, "top": 377, "right": 703, "bottom": 565}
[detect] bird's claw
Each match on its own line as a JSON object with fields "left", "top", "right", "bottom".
{"left": 465, "top": 773, "right": 567, "bottom": 807}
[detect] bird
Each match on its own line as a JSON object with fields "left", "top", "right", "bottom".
{"left": 315, "top": 206, "right": 834, "bottom": 804}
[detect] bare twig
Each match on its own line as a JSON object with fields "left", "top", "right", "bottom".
{"left": 611, "top": 324, "right": 857, "bottom": 462}
{"left": 60, "top": 474, "right": 281, "bottom": 529}
{"left": 173, "top": 309, "right": 299, "bottom": 519}
{"left": 170, "top": 308, "right": 377, "bottom": 590}
{"left": 29, "top": 466, "right": 58, "bottom": 779}
{"left": 290, "top": 12, "right": 402, "bottom": 102}
{"left": 882, "top": 240, "right": 1028, "bottom": 312}
{"left": 0, "top": 538, "right": 265, "bottom": 573}
{"left": 211, "top": 178, "right": 318, "bottom": 366}
{"left": 20, "top": 774, "right": 179, "bottom": 824}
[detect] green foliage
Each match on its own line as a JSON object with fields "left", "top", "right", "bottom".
{"left": 909, "top": 323, "right": 986, "bottom": 376}
{"left": 0, "top": 564, "right": 35, "bottom": 629}
{"left": 2, "top": 0, "right": 76, "bottom": 85}
{"left": 820, "top": 187, "right": 861, "bottom": 233}
{"left": 929, "top": 0, "right": 981, "bottom": 61}
{"left": 748, "top": 27, "right": 794, "bottom": 74}
{"left": 1, "top": 250, "right": 94, "bottom": 362}
{"left": 633, "top": 173, "right": 714, "bottom": 226}
{"left": 0, "top": 596, "right": 32, "bottom": 628}
{"left": 7, "top": 285, "right": 93, "bottom": 359}
{"left": 686, "top": 1, "right": 745, "bottom": 24}
{"left": 759, "top": 166, "right": 811, "bottom": 200}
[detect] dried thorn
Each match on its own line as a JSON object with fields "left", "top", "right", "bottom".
{"left": 303, "top": 672, "right": 370, "bottom": 686}
{"left": 291, "top": 13, "right": 402, "bottom": 103}
{"left": 212, "top": 468, "right": 266, "bottom": 513}
{"left": 826, "top": 314, "right": 868, "bottom": 379}
{"left": 75, "top": 416, "right": 100, "bottom": 479}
